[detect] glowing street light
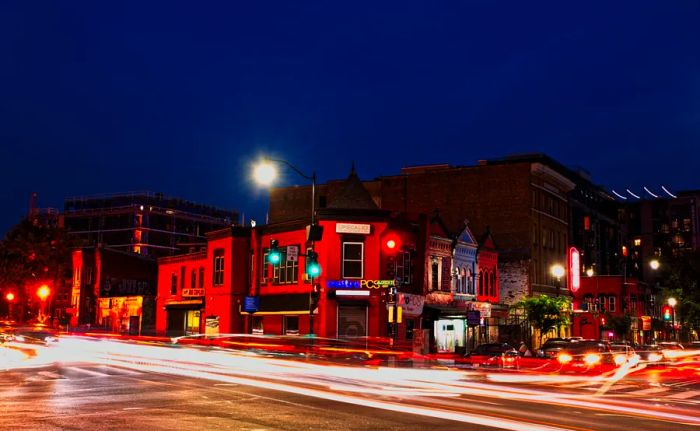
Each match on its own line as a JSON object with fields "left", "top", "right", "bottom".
{"left": 667, "top": 297, "right": 677, "bottom": 341}
{"left": 5, "top": 292, "right": 15, "bottom": 302}
{"left": 649, "top": 259, "right": 660, "bottom": 270}
{"left": 37, "top": 284, "right": 51, "bottom": 301}
{"left": 252, "top": 157, "right": 319, "bottom": 336}
{"left": 586, "top": 268, "right": 594, "bottom": 277}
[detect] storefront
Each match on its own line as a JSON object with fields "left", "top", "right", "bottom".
{"left": 164, "top": 299, "right": 204, "bottom": 336}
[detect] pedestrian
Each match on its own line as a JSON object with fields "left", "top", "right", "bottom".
{"left": 518, "top": 341, "right": 532, "bottom": 357}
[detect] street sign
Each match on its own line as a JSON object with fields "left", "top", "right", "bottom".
{"left": 243, "top": 296, "right": 260, "bottom": 313}
{"left": 286, "top": 246, "right": 299, "bottom": 262}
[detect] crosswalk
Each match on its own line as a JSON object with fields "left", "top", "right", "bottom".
{"left": 1, "top": 364, "right": 150, "bottom": 384}
{"left": 549, "top": 379, "right": 700, "bottom": 403}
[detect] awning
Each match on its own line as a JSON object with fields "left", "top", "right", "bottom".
{"left": 241, "top": 294, "right": 310, "bottom": 315}
{"left": 165, "top": 299, "right": 203, "bottom": 310}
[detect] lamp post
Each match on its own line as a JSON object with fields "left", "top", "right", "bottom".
{"left": 253, "top": 158, "right": 318, "bottom": 336}
{"left": 668, "top": 297, "right": 677, "bottom": 342}
{"left": 550, "top": 264, "right": 565, "bottom": 336}
{"left": 36, "top": 284, "right": 51, "bottom": 324}
{"left": 4, "top": 292, "right": 15, "bottom": 321}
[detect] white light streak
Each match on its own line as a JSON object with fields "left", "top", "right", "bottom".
{"left": 626, "top": 189, "right": 641, "bottom": 199}
{"left": 661, "top": 186, "right": 677, "bottom": 198}
{"left": 643, "top": 187, "right": 659, "bottom": 198}
{"left": 611, "top": 190, "right": 628, "bottom": 200}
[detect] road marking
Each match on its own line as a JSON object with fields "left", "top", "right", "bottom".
{"left": 70, "top": 367, "right": 112, "bottom": 377}
{"left": 626, "top": 387, "right": 669, "bottom": 396}
{"left": 37, "top": 371, "right": 64, "bottom": 379}
{"left": 668, "top": 390, "right": 700, "bottom": 400}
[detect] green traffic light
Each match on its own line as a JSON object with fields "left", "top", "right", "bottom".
{"left": 307, "top": 262, "right": 321, "bottom": 277}
{"left": 268, "top": 251, "right": 281, "bottom": 264}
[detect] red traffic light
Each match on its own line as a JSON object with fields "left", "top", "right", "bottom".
{"left": 383, "top": 234, "right": 401, "bottom": 253}
{"left": 662, "top": 305, "right": 672, "bottom": 321}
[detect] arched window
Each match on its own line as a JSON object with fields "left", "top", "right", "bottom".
{"left": 461, "top": 268, "right": 467, "bottom": 294}
{"left": 479, "top": 271, "right": 484, "bottom": 296}
{"left": 467, "top": 269, "right": 473, "bottom": 295}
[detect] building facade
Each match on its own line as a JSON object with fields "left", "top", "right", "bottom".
{"left": 63, "top": 191, "right": 237, "bottom": 257}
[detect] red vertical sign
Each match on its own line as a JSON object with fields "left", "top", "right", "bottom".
{"left": 568, "top": 247, "right": 580, "bottom": 293}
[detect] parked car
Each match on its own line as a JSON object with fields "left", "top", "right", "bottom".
{"left": 466, "top": 343, "right": 520, "bottom": 368}
{"left": 555, "top": 340, "right": 615, "bottom": 372}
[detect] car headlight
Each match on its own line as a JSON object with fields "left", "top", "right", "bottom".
{"left": 583, "top": 353, "right": 601, "bottom": 366}
{"left": 557, "top": 353, "right": 573, "bottom": 364}
{"left": 648, "top": 353, "right": 663, "bottom": 362}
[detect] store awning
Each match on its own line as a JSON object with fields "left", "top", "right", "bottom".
{"left": 165, "top": 299, "right": 203, "bottom": 310}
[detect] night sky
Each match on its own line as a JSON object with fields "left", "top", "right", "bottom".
{"left": 1, "top": 1, "right": 699, "bottom": 235}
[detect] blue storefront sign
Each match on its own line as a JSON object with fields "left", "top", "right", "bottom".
{"left": 243, "top": 296, "right": 260, "bottom": 313}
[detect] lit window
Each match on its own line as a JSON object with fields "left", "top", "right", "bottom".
{"left": 634, "top": 239, "right": 641, "bottom": 247}
{"left": 273, "top": 246, "right": 298, "bottom": 284}
{"left": 342, "top": 242, "right": 364, "bottom": 279}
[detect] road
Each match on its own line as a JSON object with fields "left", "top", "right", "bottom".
{"left": 1, "top": 337, "right": 699, "bottom": 431}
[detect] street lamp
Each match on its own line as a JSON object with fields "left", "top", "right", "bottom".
{"left": 550, "top": 264, "right": 565, "bottom": 296}
{"left": 4, "top": 292, "right": 15, "bottom": 321}
{"left": 36, "top": 284, "right": 51, "bottom": 324}
{"left": 668, "top": 297, "right": 677, "bottom": 341}
{"left": 252, "top": 157, "right": 319, "bottom": 336}
{"left": 649, "top": 259, "right": 660, "bottom": 271}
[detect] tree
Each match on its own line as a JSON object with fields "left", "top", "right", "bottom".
{"left": 513, "top": 295, "right": 571, "bottom": 348}
{"left": 603, "top": 313, "right": 632, "bottom": 341}
{"left": 0, "top": 218, "right": 75, "bottom": 322}
{"left": 659, "top": 250, "right": 700, "bottom": 342}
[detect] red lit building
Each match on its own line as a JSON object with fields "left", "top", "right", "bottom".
{"left": 246, "top": 170, "right": 421, "bottom": 344}
{"left": 571, "top": 275, "right": 650, "bottom": 344}
{"left": 156, "top": 227, "right": 251, "bottom": 336}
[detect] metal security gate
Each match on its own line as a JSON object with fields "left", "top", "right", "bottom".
{"left": 337, "top": 305, "right": 367, "bottom": 338}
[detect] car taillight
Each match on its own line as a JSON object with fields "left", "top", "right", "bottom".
{"left": 558, "top": 353, "right": 573, "bottom": 364}
{"left": 583, "top": 353, "right": 601, "bottom": 366}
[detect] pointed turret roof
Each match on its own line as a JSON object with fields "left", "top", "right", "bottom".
{"left": 327, "top": 163, "right": 379, "bottom": 210}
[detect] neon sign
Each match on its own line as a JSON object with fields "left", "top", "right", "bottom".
{"left": 568, "top": 247, "right": 580, "bottom": 293}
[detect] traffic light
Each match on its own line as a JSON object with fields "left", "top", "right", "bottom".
{"left": 306, "top": 251, "right": 321, "bottom": 278}
{"left": 268, "top": 239, "right": 281, "bottom": 265}
{"left": 662, "top": 305, "right": 672, "bottom": 321}
{"left": 309, "top": 283, "right": 321, "bottom": 312}
{"left": 383, "top": 233, "right": 401, "bottom": 280}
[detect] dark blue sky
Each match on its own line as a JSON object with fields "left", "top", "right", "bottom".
{"left": 1, "top": 1, "right": 698, "bottom": 234}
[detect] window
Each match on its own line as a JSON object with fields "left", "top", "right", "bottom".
{"left": 599, "top": 296, "right": 607, "bottom": 312}
{"left": 430, "top": 257, "right": 440, "bottom": 291}
{"left": 261, "top": 250, "right": 269, "bottom": 282}
{"left": 170, "top": 273, "right": 177, "bottom": 295}
{"left": 180, "top": 266, "right": 185, "bottom": 290}
{"left": 634, "top": 238, "right": 641, "bottom": 247}
{"left": 191, "top": 269, "right": 196, "bottom": 290}
{"left": 199, "top": 267, "right": 204, "bottom": 289}
{"left": 252, "top": 316, "right": 263, "bottom": 335}
{"left": 396, "top": 250, "right": 412, "bottom": 285}
{"left": 213, "top": 249, "right": 224, "bottom": 286}
{"left": 273, "top": 250, "right": 298, "bottom": 284}
{"left": 467, "top": 269, "right": 474, "bottom": 295}
{"left": 489, "top": 271, "right": 496, "bottom": 297}
{"left": 478, "top": 271, "right": 484, "bottom": 296}
{"left": 608, "top": 296, "right": 616, "bottom": 312}
{"left": 342, "top": 242, "right": 364, "bottom": 279}
{"left": 284, "top": 316, "right": 299, "bottom": 335}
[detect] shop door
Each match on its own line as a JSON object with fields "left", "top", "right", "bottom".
{"left": 338, "top": 305, "right": 367, "bottom": 338}
{"left": 166, "top": 310, "right": 186, "bottom": 337}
